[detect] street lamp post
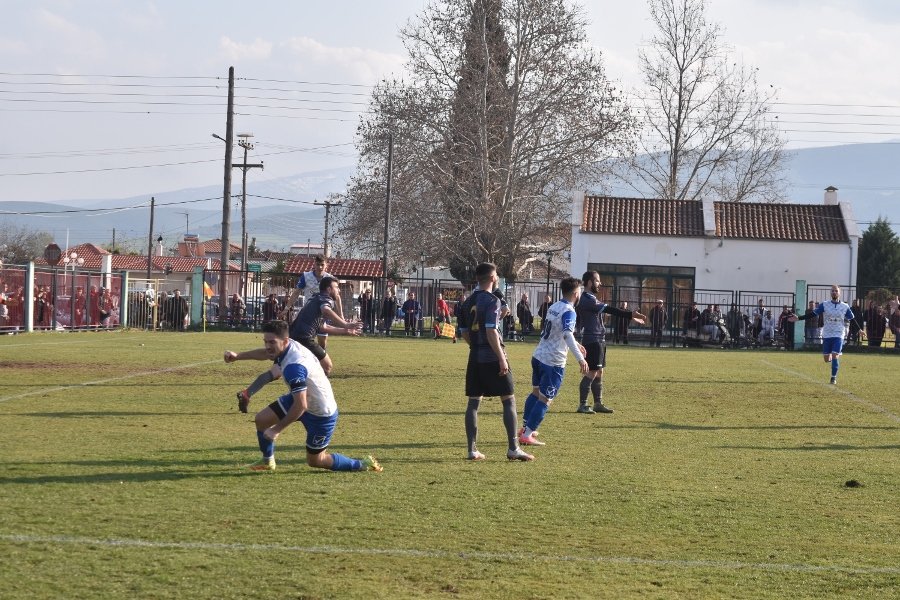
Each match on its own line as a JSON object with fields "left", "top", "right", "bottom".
{"left": 544, "top": 251, "right": 553, "bottom": 305}
{"left": 62, "top": 251, "right": 84, "bottom": 329}
{"left": 419, "top": 251, "right": 426, "bottom": 335}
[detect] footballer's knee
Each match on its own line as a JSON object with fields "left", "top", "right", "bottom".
{"left": 306, "top": 451, "right": 328, "bottom": 469}
{"left": 320, "top": 356, "right": 334, "bottom": 375}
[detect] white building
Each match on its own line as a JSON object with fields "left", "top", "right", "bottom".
{"left": 570, "top": 187, "right": 859, "bottom": 308}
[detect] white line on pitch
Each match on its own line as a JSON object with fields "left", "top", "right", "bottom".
{"left": 1, "top": 533, "right": 897, "bottom": 575}
{"left": 0, "top": 360, "right": 220, "bottom": 404}
{"left": 760, "top": 359, "right": 900, "bottom": 424}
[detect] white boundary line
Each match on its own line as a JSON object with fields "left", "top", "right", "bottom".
{"left": 1, "top": 533, "right": 898, "bottom": 575}
{"left": 0, "top": 360, "right": 220, "bottom": 404}
{"left": 760, "top": 359, "right": 900, "bottom": 424}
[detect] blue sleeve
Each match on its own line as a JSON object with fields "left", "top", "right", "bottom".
{"left": 281, "top": 363, "right": 308, "bottom": 394}
{"left": 597, "top": 302, "right": 608, "bottom": 315}
{"left": 296, "top": 274, "right": 306, "bottom": 290}
{"left": 813, "top": 304, "right": 824, "bottom": 316}
{"left": 561, "top": 309, "right": 577, "bottom": 332}
{"left": 845, "top": 307, "right": 854, "bottom": 320}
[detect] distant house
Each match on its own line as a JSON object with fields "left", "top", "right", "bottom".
{"left": 569, "top": 187, "right": 859, "bottom": 307}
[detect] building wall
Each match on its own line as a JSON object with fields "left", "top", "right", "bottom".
{"left": 571, "top": 230, "right": 855, "bottom": 292}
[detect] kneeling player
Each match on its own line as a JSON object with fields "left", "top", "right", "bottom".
{"left": 224, "top": 320, "right": 381, "bottom": 473}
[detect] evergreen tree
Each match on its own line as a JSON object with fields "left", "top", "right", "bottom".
{"left": 857, "top": 218, "right": 900, "bottom": 291}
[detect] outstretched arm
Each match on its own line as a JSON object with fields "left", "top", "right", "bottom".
{"left": 562, "top": 330, "right": 588, "bottom": 375}
{"left": 223, "top": 348, "right": 270, "bottom": 362}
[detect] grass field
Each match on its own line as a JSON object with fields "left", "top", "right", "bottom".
{"left": 1, "top": 331, "right": 898, "bottom": 599}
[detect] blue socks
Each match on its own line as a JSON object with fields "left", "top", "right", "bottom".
{"left": 525, "top": 399, "right": 549, "bottom": 432}
{"left": 256, "top": 430, "right": 274, "bottom": 460}
{"left": 330, "top": 453, "right": 361, "bottom": 471}
{"left": 832, "top": 358, "right": 839, "bottom": 378}
{"left": 523, "top": 394, "right": 538, "bottom": 425}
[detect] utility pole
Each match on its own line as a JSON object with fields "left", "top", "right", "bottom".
{"left": 146, "top": 197, "right": 155, "bottom": 280}
{"left": 382, "top": 131, "right": 393, "bottom": 301}
{"left": 112, "top": 228, "right": 116, "bottom": 252}
{"left": 177, "top": 211, "right": 190, "bottom": 234}
{"left": 234, "top": 132, "right": 263, "bottom": 300}
{"left": 219, "top": 66, "right": 235, "bottom": 320}
{"left": 315, "top": 198, "right": 343, "bottom": 258}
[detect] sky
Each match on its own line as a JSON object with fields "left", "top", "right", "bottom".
{"left": 2, "top": 0, "right": 900, "bottom": 205}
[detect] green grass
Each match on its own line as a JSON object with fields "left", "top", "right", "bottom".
{"left": 1, "top": 331, "right": 898, "bottom": 599}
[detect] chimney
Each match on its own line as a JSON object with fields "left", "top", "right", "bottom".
{"left": 824, "top": 185, "right": 838, "bottom": 206}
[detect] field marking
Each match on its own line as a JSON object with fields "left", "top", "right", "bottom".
{"left": 760, "top": 359, "right": 900, "bottom": 424}
{"left": 1, "top": 533, "right": 898, "bottom": 576}
{"left": 0, "top": 360, "right": 220, "bottom": 404}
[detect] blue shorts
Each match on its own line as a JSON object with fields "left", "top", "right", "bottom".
{"left": 271, "top": 394, "right": 338, "bottom": 451}
{"left": 531, "top": 357, "right": 565, "bottom": 400}
{"left": 822, "top": 337, "right": 844, "bottom": 356}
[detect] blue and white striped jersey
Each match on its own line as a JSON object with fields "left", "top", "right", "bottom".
{"left": 813, "top": 300, "right": 854, "bottom": 339}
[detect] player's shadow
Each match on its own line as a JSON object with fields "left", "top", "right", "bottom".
{"left": 643, "top": 421, "right": 898, "bottom": 432}
{"left": 719, "top": 443, "right": 900, "bottom": 451}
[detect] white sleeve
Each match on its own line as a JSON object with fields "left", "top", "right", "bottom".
{"left": 563, "top": 330, "right": 583, "bottom": 362}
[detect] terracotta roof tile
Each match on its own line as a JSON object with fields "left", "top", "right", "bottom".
{"left": 282, "top": 257, "right": 383, "bottom": 279}
{"left": 581, "top": 196, "right": 849, "bottom": 242}
{"left": 714, "top": 202, "right": 847, "bottom": 242}
{"left": 582, "top": 196, "right": 705, "bottom": 237}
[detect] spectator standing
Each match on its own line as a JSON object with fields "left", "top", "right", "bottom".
{"left": 169, "top": 289, "right": 189, "bottom": 331}
{"left": 726, "top": 304, "right": 743, "bottom": 344}
{"left": 402, "top": 292, "right": 421, "bottom": 336}
{"left": 453, "top": 292, "right": 467, "bottom": 343}
{"left": 73, "top": 286, "right": 86, "bottom": 328}
{"left": 516, "top": 293, "right": 534, "bottom": 336}
{"left": 98, "top": 287, "right": 115, "bottom": 327}
{"left": 613, "top": 301, "right": 630, "bottom": 344}
{"left": 864, "top": 300, "right": 887, "bottom": 347}
{"left": 537, "top": 294, "right": 551, "bottom": 326}
{"left": 803, "top": 301, "right": 820, "bottom": 345}
{"left": 358, "top": 289, "right": 374, "bottom": 333}
{"left": 381, "top": 290, "right": 397, "bottom": 336}
{"left": 848, "top": 299, "right": 864, "bottom": 345}
{"left": 777, "top": 305, "right": 795, "bottom": 349}
{"left": 681, "top": 301, "right": 700, "bottom": 347}
{"left": 889, "top": 301, "right": 900, "bottom": 349}
{"left": 751, "top": 298, "right": 767, "bottom": 341}
{"left": 758, "top": 310, "right": 776, "bottom": 345}
{"left": 0, "top": 282, "right": 9, "bottom": 329}
{"left": 229, "top": 293, "right": 245, "bottom": 327}
{"left": 648, "top": 299, "right": 666, "bottom": 347}
{"left": 88, "top": 285, "right": 100, "bottom": 327}
{"left": 262, "top": 293, "right": 279, "bottom": 323}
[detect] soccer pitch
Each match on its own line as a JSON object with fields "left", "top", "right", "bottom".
{"left": 1, "top": 332, "right": 898, "bottom": 599}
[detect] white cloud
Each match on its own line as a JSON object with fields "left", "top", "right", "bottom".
{"left": 34, "top": 8, "right": 106, "bottom": 60}
{"left": 281, "top": 36, "right": 406, "bottom": 84}
{"left": 219, "top": 36, "right": 273, "bottom": 61}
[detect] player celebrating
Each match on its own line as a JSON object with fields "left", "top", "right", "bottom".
{"left": 574, "top": 270, "right": 645, "bottom": 414}
{"left": 224, "top": 320, "right": 381, "bottom": 473}
{"left": 789, "top": 284, "right": 855, "bottom": 384}
{"left": 458, "top": 262, "right": 533, "bottom": 462}
{"left": 519, "top": 277, "right": 589, "bottom": 448}
{"left": 235, "top": 277, "right": 361, "bottom": 412}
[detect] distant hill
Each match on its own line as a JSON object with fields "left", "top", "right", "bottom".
{"left": 1, "top": 143, "right": 898, "bottom": 254}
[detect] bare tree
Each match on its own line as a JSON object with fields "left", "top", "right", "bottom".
{"left": 623, "top": 0, "right": 786, "bottom": 202}
{"left": 336, "top": 0, "right": 633, "bottom": 279}
{"left": 0, "top": 223, "right": 53, "bottom": 264}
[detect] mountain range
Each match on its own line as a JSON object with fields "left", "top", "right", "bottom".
{"left": 1, "top": 143, "right": 898, "bottom": 254}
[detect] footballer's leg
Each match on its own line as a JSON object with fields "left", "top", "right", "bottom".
{"left": 301, "top": 412, "right": 382, "bottom": 472}
{"left": 248, "top": 404, "right": 281, "bottom": 471}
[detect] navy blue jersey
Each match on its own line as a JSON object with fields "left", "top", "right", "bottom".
{"left": 576, "top": 292, "right": 607, "bottom": 343}
{"left": 458, "top": 288, "right": 503, "bottom": 363}
{"left": 290, "top": 292, "right": 334, "bottom": 339}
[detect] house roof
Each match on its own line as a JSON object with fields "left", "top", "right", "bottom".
{"left": 580, "top": 196, "right": 849, "bottom": 242}
{"left": 199, "top": 239, "right": 241, "bottom": 254}
{"left": 36, "top": 255, "right": 233, "bottom": 273}
{"left": 282, "top": 257, "right": 383, "bottom": 279}
{"left": 582, "top": 197, "right": 706, "bottom": 237}
{"left": 714, "top": 202, "right": 848, "bottom": 242}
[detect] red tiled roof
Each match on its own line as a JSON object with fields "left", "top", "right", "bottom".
{"left": 715, "top": 202, "right": 848, "bottom": 242}
{"left": 282, "top": 257, "right": 383, "bottom": 279}
{"left": 199, "top": 239, "right": 241, "bottom": 254}
{"left": 582, "top": 197, "right": 705, "bottom": 237}
{"left": 36, "top": 255, "right": 235, "bottom": 273}
{"left": 64, "top": 243, "right": 110, "bottom": 257}
{"left": 580, "top": 196, "right": 849, "bottom": 242}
